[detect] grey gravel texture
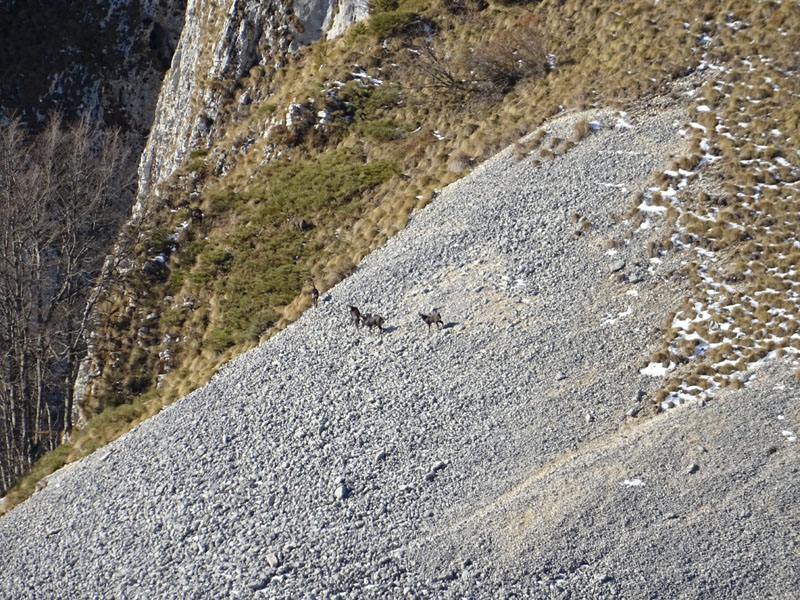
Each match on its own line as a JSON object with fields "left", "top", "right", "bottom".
{"left": 1, "top": 106, "right": 798, "bottom": 599}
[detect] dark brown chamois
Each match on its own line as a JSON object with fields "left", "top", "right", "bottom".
{"left": 361, "top": 314, "right": 385, "bottom": 334}
{"left": 419, "top": 310, "right": 443, "bottom": 333}
{"left": 309, "top": 279, "right": 319, "bottom": 307}
{"left": 348, "top": 305, "right": 362, "bottom": 328}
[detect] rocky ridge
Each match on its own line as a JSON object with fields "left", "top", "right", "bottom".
{"left": 1, "top": 104, "right": 797, "bottom": 599}
{"left": 137, "top": 0, "right": 369, "bottom": 202}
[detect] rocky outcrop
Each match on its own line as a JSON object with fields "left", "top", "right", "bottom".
{"left": 0, "top": 0, "right": 185, "bottom": 136}
{"left": 136, "top": 0, "right": 369, "bottom": 203}
{"left": 327, "top": 0, "right": 369, "bottom": 40}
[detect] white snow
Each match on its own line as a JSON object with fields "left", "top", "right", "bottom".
{"left": 640, "top": 362, "right": 674, "bottom": 377}
{"left": 620, "top": 479, "right": 645, "bottom": 487}
{"left": 616, "top": 112, "right": 633, "bottom": 130}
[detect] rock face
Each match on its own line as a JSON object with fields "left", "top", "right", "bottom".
{"left": 136, "top": 0, "right": 369, "bottom": 202}
{"left": 0, "top": 0, "right": 185, "bottom": 136}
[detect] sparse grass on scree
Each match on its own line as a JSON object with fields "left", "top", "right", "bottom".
{"left": 4, "top": 0, "right": 799, "bottom": 514}
{"left": 634, "top": 4, "right": 800, "bottom": 409}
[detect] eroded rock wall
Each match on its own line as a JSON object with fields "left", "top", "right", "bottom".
{"left": 0, "top": 0, "right": 186, "bottom": 136}
{"left": 136, "top": 0, "right": 368, "bottom": 202}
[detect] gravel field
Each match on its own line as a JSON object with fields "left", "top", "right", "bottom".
{"left": 1, "top": 105, "right": 797, "bottom": 599}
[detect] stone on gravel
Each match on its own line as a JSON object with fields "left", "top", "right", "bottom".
{"left": 334, "top": 482, "right": 350, "bottom": 501}
{"left": 610, "top": 259, "right": 626, "bottom": 273}
{"left": 266, "top": 552, "right": 281, "bottom": 569}
{"left": 626, "top": 406, "right": 641, "bottom": 418}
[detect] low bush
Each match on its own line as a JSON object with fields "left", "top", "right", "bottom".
{"left": 355, "top": 118, "right": 409, "bottom": 141}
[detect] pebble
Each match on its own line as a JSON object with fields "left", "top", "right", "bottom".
{"left": 266, "top": 552, "right": 281, "bottom": 569}
{"left": 610, "top": 259, "right": 626, "bottom": 273}
{"left": 335, "top": 482, "right": 350, "bottom": 501}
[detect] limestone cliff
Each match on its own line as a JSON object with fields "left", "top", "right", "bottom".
{"left": 0, "top": 0, "right": 185, "bottom": 137}
{"left": 137, "top": 0, "right": 368, "bottom": 202}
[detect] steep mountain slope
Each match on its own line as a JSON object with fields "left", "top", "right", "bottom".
{"left": 2, "top": 6, "right": 799, "bottom": 594}
{"left": 0, "top": 0, "right": 371, "bottom": 499}
{"left": 1, "top": 104, "right": 796, "bottom": 598}
{"left": 137, "top": 0, "right": 368, "bottom": 198}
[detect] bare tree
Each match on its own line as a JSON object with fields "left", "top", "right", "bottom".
{"left": 0, "top": 114, "right": 131, "bottom": 493}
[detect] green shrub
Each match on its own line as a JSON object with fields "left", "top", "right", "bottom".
{"left": 266, "top": 148, "right": 398, "bottom": 212}
{"left": 143, "top": 228, "right": 173, "bottom": 255}
{"left": 336, "top": 82, "right": 403, "bottom": 120}
{"left": 345, "top": 21, "right": 369, "bottom": 45}
{"left": 355, "top": 118, "right": 408, "bottom": 141}
{"left": 185, "top": 157, "right": 207, "bottom": 174}
{"left": 257, "top": 102, "right": 278, "bottom": 116}
{"left": 369, "top": 0, "right": 399, "bottom": 11}
{"left": 200, "top": 247, "right": 233, "bottom": 268}
{"left": 203, "top": 328, "right": 236, "bottom": 353}
{"left": 207, "top": 186, "right": 241, "bottom": 214}
{"left": 363, "top": 84, "right": 403, "bottom": 113}
{"left": 160, "top": 307, "right": 188, "bottom": 328}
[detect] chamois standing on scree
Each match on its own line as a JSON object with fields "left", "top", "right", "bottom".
{"left": 419, "top": 310, "right": 443, "bottom": 334}
{"left": 348, "top": 305, "right": 362, "bottom": 328}
{"left": 309, "top": 279, "right": 319, "bottom": 308}
{"left": 361, "top": 314, "right": 385, "bottom": 334}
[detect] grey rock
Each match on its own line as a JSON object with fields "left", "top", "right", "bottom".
{"left": 266, "top": 552, "right": 281, "bottom": 569}
{"left": 248, "top": 577, "right": 270, "bottom": 591}
{"left": 610, "top": 259, "right": 626, "bottom": 273}
{"left": 628, "top": 272, "right": 644, "bottom": 283}
{"left": 626, "top": 406, "right": 641, "bottom": 418}
{"left": 334, "top": 483, "right": 350, "bottom": 501}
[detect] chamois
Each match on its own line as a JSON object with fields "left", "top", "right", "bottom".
{"left": 419, "top": 310, "right": 443, "bottom": 333}
{"left": 362, "top": 314, "right": 385, "bottom": 334}
{"left": 348, "top": 305, "right": 362, "bottom": 328}
{"left": 309, "top": 279, "right": 319, "bottom": 307}
{"left": 288, "top": 216, "right": 311, "bottom": 231}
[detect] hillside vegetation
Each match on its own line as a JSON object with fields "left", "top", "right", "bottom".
{"left": 3, "top": 0, "right": 799, "bottom": 513}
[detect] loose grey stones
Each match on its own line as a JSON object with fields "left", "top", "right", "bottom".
{"left": 266, "top": 552, "right": 281, "bottom": 569}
